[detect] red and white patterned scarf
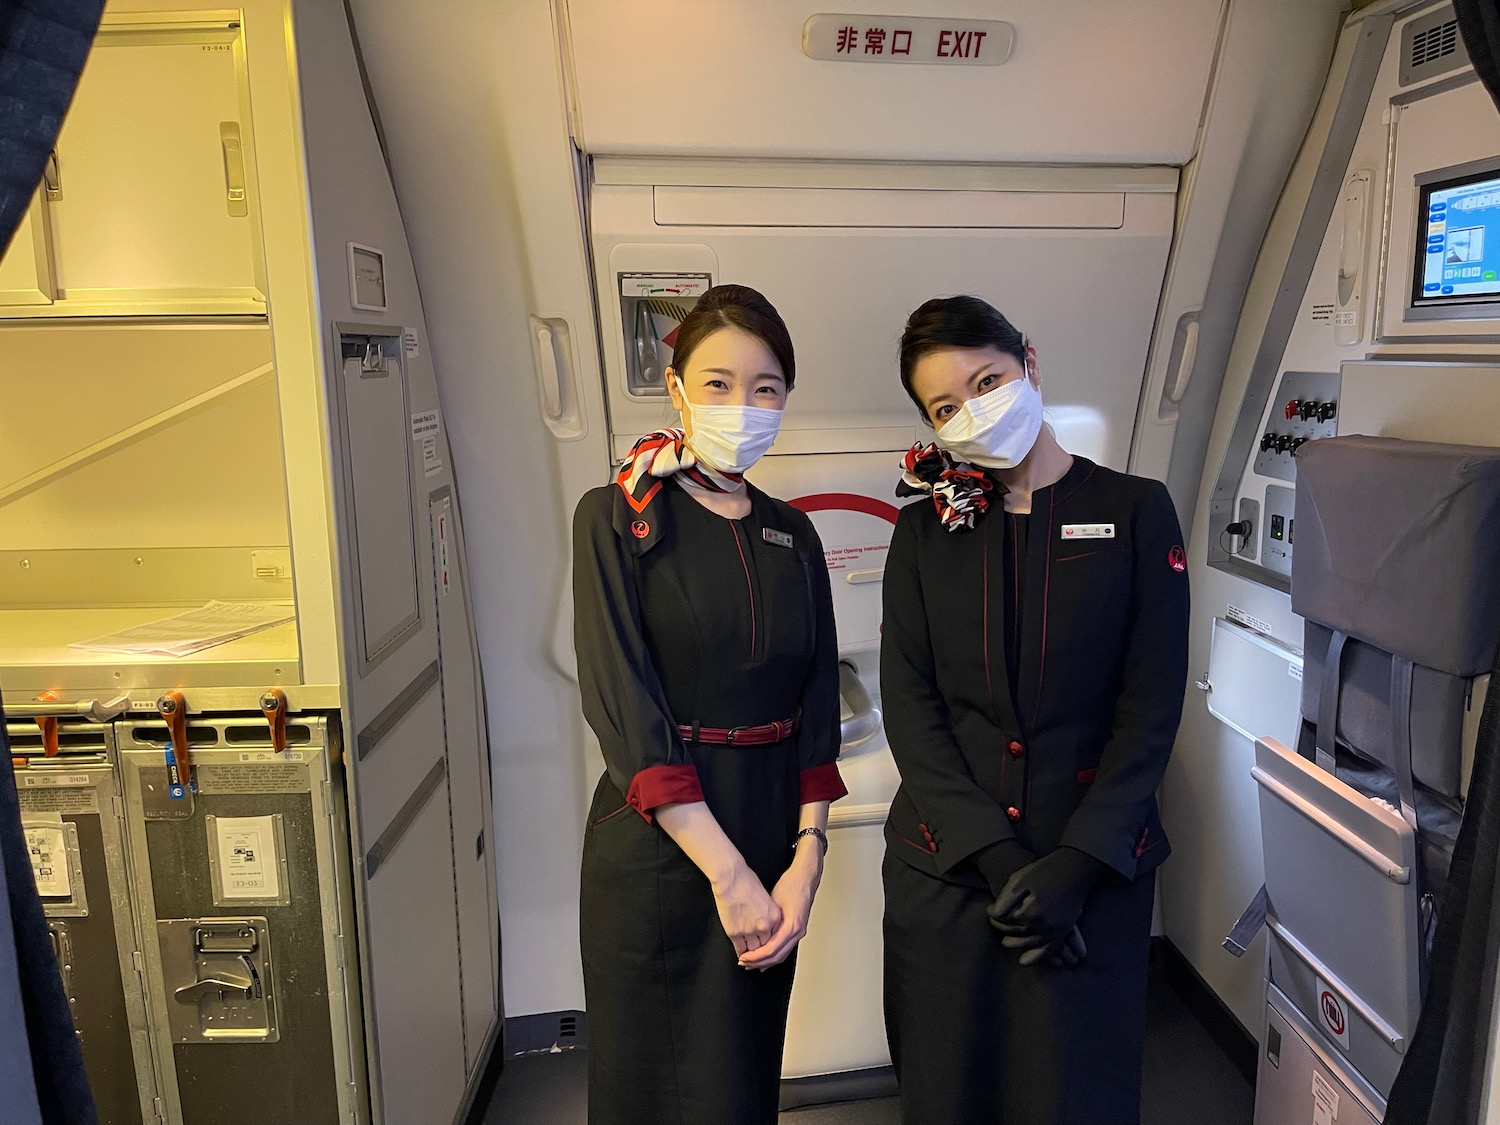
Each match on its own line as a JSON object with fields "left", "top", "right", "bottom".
{"left": 898, "top": 442, "right": 993, "bottom": 532}
{"left": 616, "top": 429, "right": 742, "bottom": 513}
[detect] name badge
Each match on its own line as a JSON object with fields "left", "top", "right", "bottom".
{"left": 1061, "top": 523, "right": 1114, "bottom": 540}
{"left": 763, "top": 528, "right": 794, "bottom": 549}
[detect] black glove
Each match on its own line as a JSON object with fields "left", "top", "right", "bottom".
{"left": 987, "top": 846, "right": 1108, "bottom": 966}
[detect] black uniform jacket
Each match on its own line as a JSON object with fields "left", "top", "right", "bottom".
{"left": 573, "top": 479, "right": 846, "bottom": 822}
{"left": 881, "top": 456, "right": 1190, "bottom": 882}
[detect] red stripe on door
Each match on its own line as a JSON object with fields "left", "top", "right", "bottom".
{"left": 788, "top": 492, "right": 902, "bottom": 524}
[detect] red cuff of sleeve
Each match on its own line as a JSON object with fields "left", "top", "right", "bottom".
{"left": 799, "top": 763, "right": 848, "bottom": 804}
{"left": 626, "top": 764, "right": 704, "bottom": 824}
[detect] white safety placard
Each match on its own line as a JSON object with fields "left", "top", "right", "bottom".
{"left": 25, "top": 826, "right": 70, "bottom": 897}
{"left": 1312, "top": 1070, "right": 1340, "bottom": 1124}
{"left": 410, "top": 410, "right": 440, "bottom": 439}
{"left": 213, "top": 816, "right": 281, "bottom": 901}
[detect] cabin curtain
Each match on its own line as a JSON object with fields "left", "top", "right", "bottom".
{"left": 0, "top": 0, "right": 103, "bottom": 254}
{"left": 1455, "top": 0, "right": 1500, "bottom": 115}
{"left": 1385, "top": 634, "right": 1500, "bottom": 1125}
{"left": 0, "top": 3, "right": 106, "bottom": 1121}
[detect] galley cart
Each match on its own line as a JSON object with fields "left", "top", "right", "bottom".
{"left": 7, "top": 699, "right": 158, "bottom": 1125}
{"left": 115, "top": 712, "right": 364, "bottom": 1125}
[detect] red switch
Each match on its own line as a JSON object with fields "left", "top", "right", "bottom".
{"left": 1284, "top": 399, "right": 1300, "bottom": 420}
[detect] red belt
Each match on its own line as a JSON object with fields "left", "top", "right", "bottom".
{"left": 679, "top": 712, "right": 800, "bottom": 746}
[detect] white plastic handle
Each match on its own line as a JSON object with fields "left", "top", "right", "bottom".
{"left": 1165, "top": 317, "right": 1199, "bottom": 405}
{"left": 536, "top": 324, "right": 564, "bottom": 421}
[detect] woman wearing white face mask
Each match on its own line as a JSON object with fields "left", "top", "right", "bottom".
{"left": 880, "top": 296, "right": 1190, "bottom": 1125}
{"left": 572, "top": 285, "right": 846, "bottom": 1125}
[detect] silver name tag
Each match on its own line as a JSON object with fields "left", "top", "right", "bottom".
{"left": 763, "top": 528, "right": 794, "bottom": 549}
{"left": 1061, "top": 523, "right": 1115, "bottom": 540}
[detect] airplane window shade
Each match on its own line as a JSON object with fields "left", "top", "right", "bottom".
{"left": 0, "top": 0, "right": 105, "bottom": 254}
{"left": 1454, "top": 0, "right": 1500, "bottom": 117}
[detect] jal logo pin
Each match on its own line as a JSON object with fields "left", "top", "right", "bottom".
{"left": 1168, "top": 545, "right": 1187, "bottom": 572}
{"left": 631, "top": 520, "right": 650, "bottom": 540}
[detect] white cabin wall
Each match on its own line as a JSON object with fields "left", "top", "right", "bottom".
{"left": 1161, "top": 18, "right": 1363, "bottom": 1037}
{"left": 344, "top": 0, "right": 607, "bottom": 1016}
{"left": 1132, "top": 0, "right": 1344, "bottom": 521}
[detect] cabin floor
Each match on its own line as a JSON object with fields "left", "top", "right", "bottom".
{"left": 476, "top": 945, "right": 1257, "bottom": 1125}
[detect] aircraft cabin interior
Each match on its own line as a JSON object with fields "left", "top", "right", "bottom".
{"left": 4, "top": 1, "right": 1500, "bottom": 1124}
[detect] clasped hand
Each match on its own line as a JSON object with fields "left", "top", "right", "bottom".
{"left": 718, "top": 845, "right": 823, "bottom": 972}
{"left": 987, "top": 846, "right": 1105, "bottom": 968}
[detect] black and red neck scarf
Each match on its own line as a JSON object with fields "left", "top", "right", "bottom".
{"left": 897, "top": 442, "right": 993, "bottom": 532}
{"left": 613, "top": 429, "right": 742, "bottom": 554}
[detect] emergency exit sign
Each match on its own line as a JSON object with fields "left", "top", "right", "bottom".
{"left": 803, "top": 14, "right": 1015, "bottom": 65}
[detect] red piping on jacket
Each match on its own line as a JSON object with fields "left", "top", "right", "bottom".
{"left": 982, "top": 532, "right": 993, "bottom": 701}
{"left": 730, "top": 524, "right": 756, "bottom": 661}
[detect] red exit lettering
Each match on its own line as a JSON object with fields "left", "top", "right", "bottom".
{"left": 937, "top": 29, "right": 988, "bottom": 58}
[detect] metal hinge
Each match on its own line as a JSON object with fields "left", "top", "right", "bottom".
{"left": 132, "top": 950, "right": 146, "bottom": 975}
{"left": 152, "top": 1096, "right": 166, "bottom": 1125}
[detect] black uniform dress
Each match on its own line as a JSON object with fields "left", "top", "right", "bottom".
{"left": 573, "top": 477, "right": 846, "bottom": 1125}
{"left": 881, "top": 456, "right": 1190, "bottom": 1125}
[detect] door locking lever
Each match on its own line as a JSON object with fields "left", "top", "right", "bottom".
{"left": 175, "top": 972, "right": 254, "bottom": 1005}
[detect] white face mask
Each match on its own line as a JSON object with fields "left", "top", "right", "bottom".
{"left": 934, "top": 373, "right": 1044, "bottom": 469}
{"left": 676, "top": 383, "right": 783, "bottom": 474}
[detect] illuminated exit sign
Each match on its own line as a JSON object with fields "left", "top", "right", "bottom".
{"left": 802, "top": 14, "right": 1015, "bottom": 65}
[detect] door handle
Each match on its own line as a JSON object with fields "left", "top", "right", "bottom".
{"left": 529, "top": 316, "right": 586, "bottom": 440}
{"left": 838, "top": 661, "right": 882, "bottom": 750}
{"left": 42, "top": 150, "right": 61, "bottom": 201}
{"left": 220, "top": 122, "right": 248, "bottom": 217}
{"left": 175, "top": 973, "right": 254, "bottom": 1004}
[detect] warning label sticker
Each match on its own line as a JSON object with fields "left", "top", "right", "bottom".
{"left": 18, "top": 788, "right": 99, "bottom": 815}
{"left": 196, "top": 762, "right": 309, "bottom": 795}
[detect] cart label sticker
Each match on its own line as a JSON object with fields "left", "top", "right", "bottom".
{"left": 236, "top": 751, "right": 306, "bottom": 764}
{"left": 213, "top": 816, "right": 281, "bottom": 900}
{"left": 18, "top": 788, "right": 99, "bottom": 815}
{"left": 1289, "top": 662, "right": 1304, "bottom": 682}
{"left": 164, "top": 743, "right": 195, "bottom": 800}
{"left": 1312, "top": 1070, "right": 1340, "bottom": 1124}
{"left": 196, "top": 762, "right": 309, "bottom": 795}
{"left": 1316, "top": 978, "right": 1351, "bottom": 1051}
{"left": 403, "top": 328, "right": 419, "bottom": 358}
{"left": 20, "top": 773, "right": 91, "bottom": 788}
{"left": 410, "top": 410, "right": 440, "bottom": 439}
{"left": 25, "top": 827, "right": 71, "bottom": 898}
